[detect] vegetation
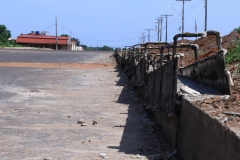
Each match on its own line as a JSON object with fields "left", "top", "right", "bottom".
{"left": 101, "top": 45, "right": 114, "bottom": 51}
{"left": 61, "top": 34, "right": 80, "bottom": 46}
{"left": 0, "top": 25, "right": 11, "bottom": 46}
{"left": 225, "top": 41, "right": 240, "bottom": 64}
{"left": 71, "top": 37, "right": 80, "bottom": 46}
{"left": 82, "top": 45, "right": 114, "bottom": 51}
{"left": 60, "top": 34, "right": 69, "bottom": 37}
{"left": 81, "top": 45, "right": 87, "bottom": 50}
{"left": 234, "top": 26, "right": 240, "bottom": 34}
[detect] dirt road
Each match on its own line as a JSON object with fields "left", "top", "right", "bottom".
{"left": 0, "top": 50, "right": 176, "bottom": 160}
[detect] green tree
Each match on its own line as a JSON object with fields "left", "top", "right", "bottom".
{"left": 71, "top": 37, "right": 80, "bottom": 46}
{"left": 234, "top": 26, "right": 240, "bottom": 34}
{"left": 0, "top": 25, "right": 11, "bottom": 45}
{"left": 81, "top": 45, "right": 87, "bottom": 50}
{"left": 101, "top": 45, "right": 114, "bottom": 51}
{"left": 61, "top": 34, "right": 69, "bottom": 36}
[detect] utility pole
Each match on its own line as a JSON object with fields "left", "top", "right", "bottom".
{"left": 195, "top": 20, "right": 197, "bottom": 33}
{"left": 160, "top": 17, "right": 163, "bottom": 42}
{"left": 204, "top": 0, "right": 207, "bottom": 31}
{"left": 176, "top": 0, "right": 191, "bottom": 35}
{"left": 139, "top": 36, "right": 142, "bottom": 44}
{"left": 195, "top": 20, "right": 198, "bottom": 40}
{"left": 155, "top": 17, "right": 163, "bottom": 42}
{"left": 55, "top": 16, "right": 58, "bottom": 50}
{"left": 141, "top": 32, "right": 145, "bottom": 43}
{"left": 161, "top": 15, "right": 172, "bottom": 43}
{"left": 145, "top": 29, "right": 153, "bottom": 42}
{"left": 155, "top": 19, "right": 161, "bottom": 42}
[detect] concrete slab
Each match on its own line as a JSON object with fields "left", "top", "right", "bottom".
{"left": 177, "top": 76, "right": 222, "bottom": 102}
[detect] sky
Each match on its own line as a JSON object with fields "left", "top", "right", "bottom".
{"left": 0, "top": 0, "right": 239, "bottom": 48}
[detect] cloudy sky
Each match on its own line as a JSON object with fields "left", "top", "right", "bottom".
{"left": 1, "top": 0, "right": 238, "bottom": 48}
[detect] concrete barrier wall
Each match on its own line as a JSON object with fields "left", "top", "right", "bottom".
{"left": 114, "top": 51, "right": 240, "bottom": 160}
{"left": 146, "top": 71, "right": 154, "bottom": 103}
{"left": 160, "top": 60, "right": 174, "bottom": 112}
{"left": 177, "top": 98, "right": 240, "bottom": 160}
{"left": 179, "top": 50, "right": 230, "bottom": 94}
{"left": 115, "top": 52, "right": 179, "bottom": 150}
{"left": 153, "top": 67, "right": 161, "bottom": 107}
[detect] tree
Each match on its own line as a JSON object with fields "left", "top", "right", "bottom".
{"left": 0, "top": 25, "right": 11, "bottom": 45}
{"left": 71, "top": 37, "right": 80, "bottom": 46}
{"left": 234, "top": 26, "right": 240, "bottom": 34}
{"left": 61, "top": 34, "right": 69, "bottom": 36}
{"left": 81, "top": 45, "right": 87, "bottom": 50}
{"left": 101, "top": 45, "right": 114, "bottom": 51}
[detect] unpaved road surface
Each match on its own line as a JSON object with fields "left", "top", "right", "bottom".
{"left": 0, "top": 50, "right": 176, "bottom": 160}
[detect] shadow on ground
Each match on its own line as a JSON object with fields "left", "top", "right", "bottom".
{"left": 107, "top": 66, "right": 176, "bottom": 160}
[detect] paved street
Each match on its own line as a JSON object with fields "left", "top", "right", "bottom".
{"left": 0, "top": 50, "right": 175, "bottom": 160}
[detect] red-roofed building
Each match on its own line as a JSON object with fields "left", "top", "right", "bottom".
{"left": 16, "top": 32, "right": 71, "bottom": 50}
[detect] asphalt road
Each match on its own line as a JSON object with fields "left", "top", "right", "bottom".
{"left": 0, "top": 49, "right": 111, "bottom": 63}
{"left": 0, "top": 49, "right": 176, "bottom": 160}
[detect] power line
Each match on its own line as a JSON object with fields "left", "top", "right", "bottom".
{"left": 185, "top": 0, "right": 203, "bottom": 12}
{"left": 77, "top": 31, "right": 140, "bottom": 36}
{"left": 40, "top": 23, "right": 55, "bottom": 31}
{"left": 82, "top": 37, "right": 138, "bottom": 42}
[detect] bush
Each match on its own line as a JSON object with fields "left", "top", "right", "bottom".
{"left": 234, "top": 26, "right": 240, "bottom": 34}
{"left": 225, "top": 41, "right": 240, "bottom": 64}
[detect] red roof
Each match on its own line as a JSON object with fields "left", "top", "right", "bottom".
{"left": 16, "top": 34, "right": 70, "bottom": 45}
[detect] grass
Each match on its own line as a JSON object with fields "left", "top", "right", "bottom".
{"left": 225, "top": 41, "right": 240, "bottom": 64}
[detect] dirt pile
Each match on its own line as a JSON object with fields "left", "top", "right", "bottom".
{"left": 191, "top": 31, "right": 240, "bottom": 128}
{"left": 152, "top": 31, "right": 240, "bottom": 67}
{"left": 196, "top": 31, "right": 240, "bottom": 60}
{"left": 194, "top": 94, "right": 240, "bottom": 127}
{"left": 171, "top": 31, "right": 240, "bottom": 66}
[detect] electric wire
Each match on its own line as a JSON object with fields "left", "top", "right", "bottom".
{"left": 40, "top": 24, "right": 55, "bottom": 31}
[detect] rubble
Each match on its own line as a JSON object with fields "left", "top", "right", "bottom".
{"left": 99, "top": 153, "right": 109, "bottom": 159}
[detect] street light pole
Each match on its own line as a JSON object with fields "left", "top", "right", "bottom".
{"left": 204, "top": 0, "right": 207, "bottom": 31}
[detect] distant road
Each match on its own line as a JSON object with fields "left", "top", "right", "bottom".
{"left": 0, "top": 49, "right": 113, "bottom": 63}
